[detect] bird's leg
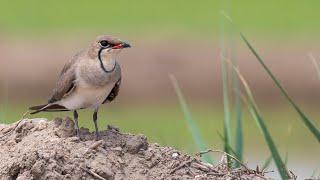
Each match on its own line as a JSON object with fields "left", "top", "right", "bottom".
{"left": 73, "top": 110, "right": 80, "bottom": 138}
{"left": 93, "top": 110, "right": 99, "bottom": 140}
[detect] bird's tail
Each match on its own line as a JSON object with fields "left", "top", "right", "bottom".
{"left": 29, "top": 104, "right": 69, "bottom": 114}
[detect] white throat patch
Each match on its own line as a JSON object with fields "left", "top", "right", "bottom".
{"left": 102, "top": 58, "right": 116, "bottom": 71}
{"left": 100, "top": 48, "right": 119, "bottom": 71}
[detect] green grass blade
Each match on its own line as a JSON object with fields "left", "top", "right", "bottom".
{"left": 226, "top": 6, "right": 244, "bottom": 165}
{"left": 221, "top": 12, "right": 320, "bottom": 142}
{"left": 234, "top": 108, "right": 243, "bottom": 162}
{"left": 244, "top": 86, "right": 290, "bottom": 179}
{"left": 261, "top": 155, "right": 273, "bottom": 171}
{"left": 240, "top": 34, "right": 320, "bottom": 142}
{"left": 221, "top": 56, "right": 232, "bottom": 158}
{"left": 220, "top": 11, "right": 245, "bottom": 165}
{"left": 217, "top": 131, "right": 238, "bottom": 157}
{"left": 284, "top": 124, "right": 291, "bottom": 167}
{"left": 284, "top": 151, "right": 288, "bottom": 166}
{"left": 308, "top": 53, "right": 320, "bottom": 80}
{"left": 233, "top": 66, "right": 243, "bottom": 166}
{"left": 219, "top": 9, "right": 232, "bottom": 158}
{"left": 230, "top": 64, "right": 290, "bottom": 179}
{"left": 169, "top": 74, "right": 213, "bottom": 163}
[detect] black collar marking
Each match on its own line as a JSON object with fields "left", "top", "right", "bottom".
{"left": 98, "top": 47, "right": 116, "bottom": 73}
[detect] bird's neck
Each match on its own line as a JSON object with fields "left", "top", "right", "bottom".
{"left": 97, "top": 48, "right": 118, "bottom": 73}
{"left": 101, "top": 57, "right": 116, "bottom": 71}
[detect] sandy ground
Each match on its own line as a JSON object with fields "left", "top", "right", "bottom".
{"left": 0, "top": 117, "right": 269, "bottom": 180}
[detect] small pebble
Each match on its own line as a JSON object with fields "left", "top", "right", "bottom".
{"left": 172, "top": 152, "right": 179, "bottom": 159}
{"left": 111, "top": 146, "right": 123, "bottom": 151}
{"left": 37, "top": 121, "right": 48, "bottom": 131}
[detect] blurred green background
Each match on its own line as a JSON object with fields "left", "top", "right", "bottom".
{"left": 1, "top": 0, "right": 320, "bottom": 37}
{"left": 0, "top": 0, "right": 319, "bottom": 178}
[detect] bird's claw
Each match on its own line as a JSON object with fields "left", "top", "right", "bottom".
{"left": 94, "top": 132, "right": 100, "bottom": 141}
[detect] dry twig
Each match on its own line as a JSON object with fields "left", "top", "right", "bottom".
{"left": 169, "top": 158, "right": 194, "bottom": 174}
{"left": 195, "top": 149, "right": 250, "bottom": 171}
{"left": 81, "top": 167, "right": 106, "bottom": 180}
{"left": 21, "top": 110, "right": 30, "bottom": 119}
{"left": 0, "top": 119, "right": 23, "bottom": 140}
{"left": 84, "top": 140, "right": 104, "bottom": 154}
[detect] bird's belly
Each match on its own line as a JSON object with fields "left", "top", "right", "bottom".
{"left": 58, "top": 83, "right": 114, "bottom": 110}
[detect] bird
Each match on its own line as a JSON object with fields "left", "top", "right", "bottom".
{"left": 29, "top": 35, "right": 131, "bottom": 140}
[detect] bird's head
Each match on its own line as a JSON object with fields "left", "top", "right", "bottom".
{"left": 88, "top": 35, "right": 131, "bottom": 60}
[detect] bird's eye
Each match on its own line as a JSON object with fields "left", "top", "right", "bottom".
{"left": 99, "top": 40, "right": 110, "bottom": 48}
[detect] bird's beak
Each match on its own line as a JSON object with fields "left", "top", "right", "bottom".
{"left": 113, "top": 42, "right": 131, "bottom": 49}
{"left": 121, "top": 42, "right": 131, "bottom": 48}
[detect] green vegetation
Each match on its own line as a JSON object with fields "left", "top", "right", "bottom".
{"left": 219, "top": 2, "right": 244, "bottom": 167}
{"left": 220, "top": 24, "right": 233, "bottom": 162}
{"left": 241, "top": 34, "right": 320, "bottom": 142}
{"left": 169, "top": 74, "right": 212, "bottom": 163}
{"left": 217, "top": 13, "right": 320, "bottom": 178}
{"left": 232, "top": 64, "right": 290, "bottom": 179}
{"left": 1, "top": 0, "right": 320, "bottom": 37}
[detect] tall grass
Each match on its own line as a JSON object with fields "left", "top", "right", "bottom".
{"left": 220, "top": 2, "right": 244, "bottom": 166}
{"left": 231, "top": 42, "right": 243, "bottom": 167}
{"left": 230, "top": 63, "right": 290, "bottom": 179}
{"left": 241, "top": 34, "right": 320, "bottom": 142}
{"left": 220, "top": 9, "right": 244, "bottom": 168}
{"left": 221, "top": 12, "right": 320, "bottom": 142}
{"left": 219, "top": 15, "right": 232, "bottom": 158}
{"left": 220, "top": 13, "right": 320, "bottom": 178}
{"left": 169, "top": 74, "right": 213, "bottom": 163}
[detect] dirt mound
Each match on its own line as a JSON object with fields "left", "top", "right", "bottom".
{"left": 0, "top": 118, "right": 266, "bottom": 180}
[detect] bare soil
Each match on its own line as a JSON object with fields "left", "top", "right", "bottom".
{"left": 0, "top": 118, "right": 267, "bottom": 180}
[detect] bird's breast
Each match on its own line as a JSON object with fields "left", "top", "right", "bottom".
{"left": 59, "top": 82, "right": 115, "bottom": 110}
{"left": 77, "top": 59, "right": 118, "bottom": 87}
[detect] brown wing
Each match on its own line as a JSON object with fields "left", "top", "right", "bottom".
{"left": 103, "top": 79, "right": 121, "bottom": 104}
{"left": 48, "top": 52, "right": 81, "bottom": 103}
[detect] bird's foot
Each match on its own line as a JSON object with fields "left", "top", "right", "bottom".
{"left": 75, "top": 128, "right": 81, "bottom": 139}
{"left": 94, "top": 132, "right": 100, "bottom": 141}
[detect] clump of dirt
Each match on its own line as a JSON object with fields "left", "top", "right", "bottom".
{"left": 0, "top": 118, "right": 267, "bottom": 180}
